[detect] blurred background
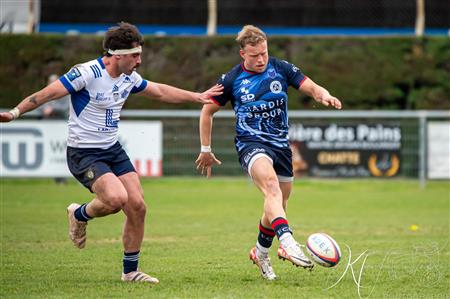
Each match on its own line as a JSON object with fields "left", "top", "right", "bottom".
{"left": 1, "top": 0, "right": 449, "bottom": 184}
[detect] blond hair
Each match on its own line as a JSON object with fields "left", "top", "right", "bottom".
{"left": 236, "top": 25, "right": 267, "bottom": 49}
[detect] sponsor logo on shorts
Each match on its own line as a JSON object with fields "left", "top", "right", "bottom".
{"left": 244, "top": 148, "right": 266, "bottom": 163}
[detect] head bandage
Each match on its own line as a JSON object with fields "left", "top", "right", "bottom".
{"left": 107, "top": 46, "right": 142, "bottom": 55}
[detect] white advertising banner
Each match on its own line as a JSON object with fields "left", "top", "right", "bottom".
{"left": 0, "top": 121, "right": 162, "bottom": 177}
{"left": 427, "top": 121, "right": 450, "bottom": 179}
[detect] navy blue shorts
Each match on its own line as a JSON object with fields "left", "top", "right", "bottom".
{"left": 237, "top": 142, "right": 293, "bottom": 182}
{"left": 66, "top": 141, "right": 136, "bottom": 192}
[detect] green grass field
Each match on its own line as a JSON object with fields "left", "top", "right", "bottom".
{"left": 1, "top": 178, "right": 449, "bottom": 299}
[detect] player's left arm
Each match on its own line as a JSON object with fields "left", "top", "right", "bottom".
{"left": 0, "top": 80, "right": 69, "bottom": 122}
{"left": 138, "top": 81, "right": 223, "bottom": 105}
{"left": 299, "top": 78, "right": 342, "bottom": 109}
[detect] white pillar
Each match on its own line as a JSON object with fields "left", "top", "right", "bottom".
{"left": 207, "top": 0, "right": 217, "bottom": 36}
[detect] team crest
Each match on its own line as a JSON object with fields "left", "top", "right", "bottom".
{"left": 85, "top": 169, "right": 95, "bottom": 180}
{"left": 270, "top": 81, "right": 282, "bottom": 94}
{"left": 267, "top": 68, "right": 277, "bottom": 79}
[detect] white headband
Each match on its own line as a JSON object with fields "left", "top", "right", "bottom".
{"left": 108, "top": 46, "right": 142, "bottom": 55}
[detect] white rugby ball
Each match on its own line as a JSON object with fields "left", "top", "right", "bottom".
{"left": 306, "top": 233, "right": 341, "bottom": 267}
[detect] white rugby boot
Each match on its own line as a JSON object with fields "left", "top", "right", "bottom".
{"left": 278, "top": 237, "right": 314, "bottom": 269}
{"left": 249, "top": 247, "right": 277, "bottom": 280}
{"left": 67, "top": 203, "right": 87, "bottom": 249}
{"left": 121, "top": 271, "right": 159, "bottom": 284}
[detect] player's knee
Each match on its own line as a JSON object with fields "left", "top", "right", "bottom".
{"left": 132, "top": 199, "right": 147, "bottom": 217}
{"left": 263, "top": 177, "right": 281, "bottom": 198}
{"left": 107, "top": 190, "right": 129, "bottom": 212}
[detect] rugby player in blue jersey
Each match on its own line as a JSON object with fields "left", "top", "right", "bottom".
{"left": 196, "top": 25, "right": 341, "bottom": 280}
{"left": 1, "top": 22, "right": 223, "bottom": 284}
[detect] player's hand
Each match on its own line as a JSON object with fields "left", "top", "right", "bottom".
{"left": 0, "top": 112, "right": 15, "bottom": 122}
{"left": 195, "top": 152, "right": 222, "bottom": 178}
{"left": 197, "top": 84, "right": 223, "bottom": 104}
{"left": 320, "top": 95, "right": 342, "bottom": 109}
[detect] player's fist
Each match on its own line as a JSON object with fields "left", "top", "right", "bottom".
{"left": 0, "top": 112, "right": 15, "bottom": 122}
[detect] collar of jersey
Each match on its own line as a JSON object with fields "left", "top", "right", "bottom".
{"left": 97, "top": 57, "right": 106, "bottom": 69}
{"left": 241, "top": 63, "right": 265, "bottom": 75}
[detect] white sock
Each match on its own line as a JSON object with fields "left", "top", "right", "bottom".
{"left": 256, "top": 241, "right": 269, "bottom": 257}
{"left": 279, "top": 232, "right": 295, "bottom": 248}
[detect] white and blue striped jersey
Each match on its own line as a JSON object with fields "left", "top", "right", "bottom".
{"left": 60, "top": 57, "right": 147, "bottom": 148}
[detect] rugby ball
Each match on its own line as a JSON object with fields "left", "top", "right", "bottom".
{"left": 306, "top": 233, "right": 341, "bottom": 267}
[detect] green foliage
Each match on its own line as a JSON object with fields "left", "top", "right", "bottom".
{"left": 1, "top": 178, "right": 448, "bottom": 298}
{"left": 0, "top": 35, "right": 448, "bottom": 110}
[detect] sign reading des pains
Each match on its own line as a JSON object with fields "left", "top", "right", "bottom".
{"left": 289, "top": 123, "right": 401, "bottom": 178}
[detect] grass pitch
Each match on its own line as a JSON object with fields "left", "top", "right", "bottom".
{"left": 1, "top": 178, "right": 449, "bottom": 298}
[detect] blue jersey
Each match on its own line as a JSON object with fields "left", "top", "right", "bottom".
{"left": 212, "top": 57, "right": 306, "bottom": 150}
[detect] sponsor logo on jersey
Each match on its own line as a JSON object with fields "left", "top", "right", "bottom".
{"left": 95, "top": 92, "right": 107, "bottom": 101}
{"left": 245, "top": 98, "right": 285, "bottom": 119}
{"left": 241, "top": 79, "right": 251, "bottom": 85}
{"left": 121, "top": 90, "right": 129, "bottom": 99}
{"left": 240, "top": 87, "right": 255, "bottom": 103}
{"left": 105, "top": 109, "right": 118, "bottom": 128}
{"left": 270, "top": 81, "right": 282, "bottom": 94}
{"left": 66, "top": 67, "right": 81, "bottom": 81}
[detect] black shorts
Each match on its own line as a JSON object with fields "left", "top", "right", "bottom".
{"left": 66, "top": 141, "right": 136, "bottom": 192}
{"left": 237, "top": 142, "right": 293, "bottom": 182}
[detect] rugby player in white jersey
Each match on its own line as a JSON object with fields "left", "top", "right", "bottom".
{"left": 195, "top": 25, "right": 341, "bottom": 280}
{"left": 0, "top": 22, "right": 223, "bottom": 284}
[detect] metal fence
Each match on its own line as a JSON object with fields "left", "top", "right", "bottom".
{"left": 4, "top": 109, "right": 448, "bottom": 185}
{"left": 120, "top": 110, "right": 450, "bottom": 185}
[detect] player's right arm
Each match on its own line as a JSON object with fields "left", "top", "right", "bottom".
{"left": 138, "top": 82, "right": 223, "bottom": 105}
{"left": 195, "top": 103, "right": 222, "bottom": 178}
{"left": 0, "top": 80, "right": 69, "bottom": 122}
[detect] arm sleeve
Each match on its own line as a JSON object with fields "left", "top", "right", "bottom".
{"left": 59, "top": 64, "right": 91, "bottom": 94}
{"left": 211, "top": 73, "right": 234, "bottom": 106}
{"left": 276, "top": 58, "right": 306, "bottom": 89}
{"left": 131, "top": 72, "right": 148, "bottom": 94}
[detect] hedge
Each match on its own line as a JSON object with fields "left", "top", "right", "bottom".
{"left": 1, "top": 34, "right": 449, "bottom": 110}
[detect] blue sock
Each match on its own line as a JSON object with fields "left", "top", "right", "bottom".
{"left": 257, "top": 222, "right": 275, "bottom": 248}
{"left": 74, "top": 204, "right": 92, "bottom": 222}
{"left": 271, "top": 217, "right": 292, "bottom": 240}
{"left": 123, "top": 251, "right": 140, "bottom": 274}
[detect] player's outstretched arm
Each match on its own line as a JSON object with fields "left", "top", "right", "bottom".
{"left": 0, "top": 80, "right": 69, "bottom": 122}
{"left": 299, "top": 78, "right": 342, "bottom": 109}
{"left": 140, "top": 82, "right": 223, "bottom": 104}
{"left": 195, "top": 103, "right": 222, "bottom": 178}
